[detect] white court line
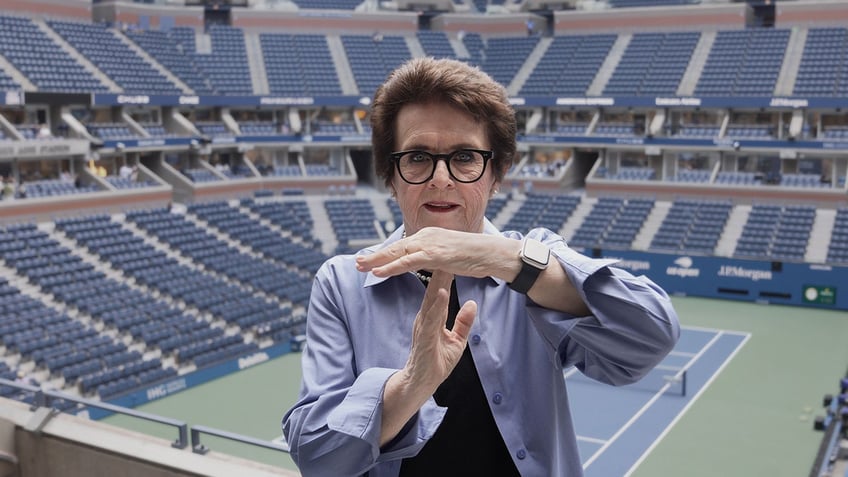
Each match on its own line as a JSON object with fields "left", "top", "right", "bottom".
{"left": 623, "top": 331, "right": 751, "bottom": 477}
{"left": 681, "top": 323, "right": 749, "bottom": 337}
{"left": 669, "top": 350, "right": 696, "bottom": 358}
{"left": 581, "top": 330, "right": 726, "bottom": 470}
{"left": 577, "top": 435, "right": 608, "bottom": 445}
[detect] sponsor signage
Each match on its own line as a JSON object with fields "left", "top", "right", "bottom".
{"left": 516, "top": 134, "right": 848, "bottom": 151}
{"left": 92, "top": 94, "right": 369, "bottom": 107}
{"left": 802, "top": 285, "right": 836, "bottom": 305}
{"left": 666, "top": 256, "right": 701, "bottom": 278}
{"left": 589, "top": 250, "right": 848, "bottom": 310}
{"left": 85, "top": 341, "right": 293, "bottom": 420}
{"left": 0, "top": 140, "right": 88, "bottom": 159}
{"left": 85, "top": 94, "right": 848, "bottom": 110}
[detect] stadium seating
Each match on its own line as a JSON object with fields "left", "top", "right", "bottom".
{"left": 342, "top": 34, "right": 412, "bottom": 97}
{"left": 673, "top": 168, "right": 712, "bottom": 183}
{"left": 19, "top": 179, "right": 99, "bottom": 198}
{"left": 192, "top": 25, "right": 253, "bottom": 95}
{"left": 48, "top": 20, "right": 181, "bottom": 94}
{"left": 794, "top": 27, "right": 848, "bottom": 97}
{"left": 695, "top": 28, "right": 790, "bottom": 96}
{"left": 417, "top": 31, "right": 458, "bottom": 60}
{"left": 521, "top": 34, "right": 617, "bottom": 96}
{"left": 481, "top": 36, "right": 540, "bottom": 88}
{"left": 325, "top": 198, "right": 380, "bottom": 253}
{"left": 260, "top": 33, "right": 342, "bottom": 96}
{"left": 603, "top": 32, "right": 700, "bottom": 96}
{"left": 0, "top": 222, "right": 179, "bottom": 398}
{"left": 504, "top": 193, "right": 581, "bottom": 235}
{"left": 650, "top": 199, "right": 731, "bottom": 253}
{"left": 826, "top": 207, "right": 848, "bottom": 264}
{"left": 0, "top": 15, "right": 107, "bottom": 92}
{"left": 125, "top": 28, "right": 216, "bottom": 95}
{"left": 87, "top": 122, "right": 140, "bottom": 140}
{"left": 733, "top": 204, "right": 815, "bottom": 261}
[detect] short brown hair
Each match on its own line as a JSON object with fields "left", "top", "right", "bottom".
{"left": 370, "top": 57, "right": 517, "bottom": 188}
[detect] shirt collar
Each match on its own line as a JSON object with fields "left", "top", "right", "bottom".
{"left": 362, "top": 219, "right": 502, "bottom": 288}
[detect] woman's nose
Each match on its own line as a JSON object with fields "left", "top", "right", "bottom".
{"left": 430, "top": 159, "right": 453, "bottom": 186}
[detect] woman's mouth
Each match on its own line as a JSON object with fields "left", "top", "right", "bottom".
{"left": 424, "top": 201, "right": 458, "bottom": 212}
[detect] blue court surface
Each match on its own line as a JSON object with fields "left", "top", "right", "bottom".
{"left": 566, "top": 326, "right": 750, "bottom": 477}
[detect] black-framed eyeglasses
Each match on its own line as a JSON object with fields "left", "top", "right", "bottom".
{"left": 390, "top": 149, "right": 494, "bottom": 185}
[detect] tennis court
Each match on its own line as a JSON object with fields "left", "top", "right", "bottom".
{"left": 104, "top": 296, "right": 848, "bottom": 476}
{"left": 569, "top": 326, "right": 748, "bottom": 476}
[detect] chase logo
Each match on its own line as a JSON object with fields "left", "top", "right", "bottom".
{"left": 666, "top": 256, "right": 700, "bottom": 278}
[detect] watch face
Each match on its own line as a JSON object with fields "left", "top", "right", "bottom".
{"left": 523, "top": 238, "right": 550, "bottom": 268}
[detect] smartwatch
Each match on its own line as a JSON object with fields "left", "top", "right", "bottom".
{"left": 508, "top": 237, "right": 550, "bottom": 294}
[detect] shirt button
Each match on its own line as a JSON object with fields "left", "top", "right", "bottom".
{"left": 516, "top": 449, "right": 527, "bottom": 460}
{"left": 492, "top": 392, "right": 503, "bottom": 404}
{"left": 471, "top": 334, "right": 481, "bottom": 345}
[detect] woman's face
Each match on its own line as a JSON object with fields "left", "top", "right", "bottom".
{"left": 391, "top": 101, "right": 499, "bottom": 236}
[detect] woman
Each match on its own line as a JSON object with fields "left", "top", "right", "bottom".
{"left": 283, "top": 57, "right": 679, "bottom": 476}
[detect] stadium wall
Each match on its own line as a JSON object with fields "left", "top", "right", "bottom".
{"left": 0, "top": 0, "right": 91, "bottom": 21}
{"left": 91, "top": 1, "right": 205, "bottom": 29}
{"left": 429, "top": 12, "right": 541, "bottom": 36}
{"left": 552, "top": 3, "right": 749, "bottom": 33}
{"left": 83, "top": 341, "right": 292, "bottom": 421}
{"left": 0, "top": 398, "right": 297, "bottom": 477}
{"left": 587, "top": 250, "right": 847, "bottom": 311}
{"left": 232, "top": 9, "right": 420, "bottom": 34}
{"left": 0, "top": 188, "right": 173, "bottom": 223}
{"left": 776, "top": 0, "right": 848, "bottom": 28}
{"left": 586, "top": 180, "right": 848, "bottom": 208}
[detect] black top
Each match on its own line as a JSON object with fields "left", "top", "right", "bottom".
{"left": 399, "top": 276, "right": 520, "bottom": 476}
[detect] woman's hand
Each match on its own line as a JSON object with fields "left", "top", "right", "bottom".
{"left": 356, "top": 227, "right": 519, "bottom": 280}
{"left": 403, "top": 270, "right": 477, "bottom": 389}
{"left": 379, "top": 270, "right": 477, "bottom": 445}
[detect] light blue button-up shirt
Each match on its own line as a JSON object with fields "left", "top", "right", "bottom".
{"left": 283, "top": 220, "right": 680, "bottom": 477}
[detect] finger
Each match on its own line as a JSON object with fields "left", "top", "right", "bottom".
{"left": 356, "top": 241, "right": 416, "bottom": 273}
{"left": 428, "top": 270, "right": 452, "bottom": 291}
{"left": 418, "top": 270, "right": 453, "bottom": 331}
{"left": 418, "top": 286, "right": 451, "bottom": 337}
{"left": 450, "top": 300, "right": 477, "bottom": 342}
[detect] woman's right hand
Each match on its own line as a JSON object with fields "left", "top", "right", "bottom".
{"left": 403, "top": 270, "right": 477, "bottom": 390}
{"left": 379, "top": 270, "right": 477, "bottom": 445}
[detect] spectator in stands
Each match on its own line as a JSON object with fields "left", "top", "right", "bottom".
{"left": 119, "top": 162, "right": 133, "bottom": 180}
{"left": 283, "top": 57, "right": 680, "bottom": 477}
{"left": 36, "top": 123, "right": 51, "bottom": 139}
{"left": 1, "top": 177, "right": 13, "bottom": 200}
{"left": 14, "top": 370, "right": 37, "bottom": 387}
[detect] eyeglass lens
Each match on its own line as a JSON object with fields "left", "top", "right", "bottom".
{"left": 397, "top": 150, "right": 487, "bottom": 184}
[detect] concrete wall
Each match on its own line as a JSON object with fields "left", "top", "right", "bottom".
{"left": 0, "top": 398, "right": 299, "bottom": 477}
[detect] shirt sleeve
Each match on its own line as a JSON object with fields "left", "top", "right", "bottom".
{"left": 523, "top": 228, "right": 681, "bottom": 386}
{"left": 282, "top": 260, "right": 446, "bottom": 477}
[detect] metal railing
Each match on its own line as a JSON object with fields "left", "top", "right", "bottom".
{"left": 191, "top": 425, "right": 289, "bottom": 455}
{"left": 1, "top": 377, "right": 189, "bottom": 449}
{"left": 0, "top": 378, "right": 293, "bottom": 456}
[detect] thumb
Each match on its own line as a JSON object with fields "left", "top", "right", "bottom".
{"left": 450, "top": 300, "right": 477, "bottom": 342}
